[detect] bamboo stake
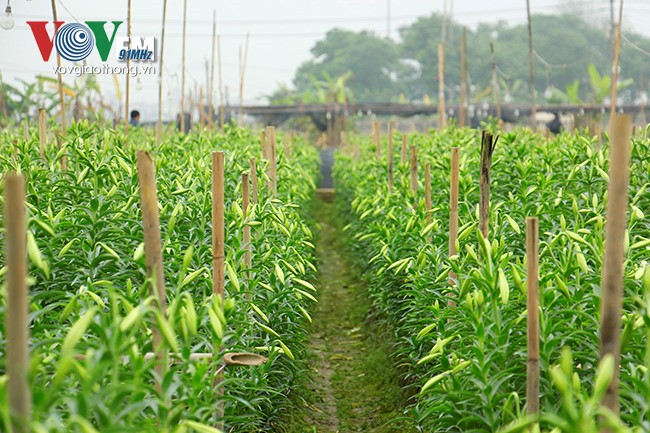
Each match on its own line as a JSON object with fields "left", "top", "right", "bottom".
{"left": 388, "top": 121, "right": 394, "bottom": 190}
{"left": 425, "top": 162, "right": 432, "bottom": 225}
{"left": 180, "top": 0, "right": 188, "bottom": 133}
{"left": 250, "top": 158, "right": 258, "bottom": 204}
{"left": 136, "top": 151, "right": 168, "bottom": 394}
{"left": 490, "top": 42, "right": 502, "bottom": 121}
{"left": 260, "top": 129, "right": 268, "bottom": 159}
{"left": 401, "top": 134, "right": 407, "bottom": 164}
{"left": 242, "top": 173, "right": 252, "bottom": 294}
{"left": 238, "top": 32, "right": 250, "bottom": 127}
{"left": 218, "top": 35, "right": 225, "bottom": 128}
{"left": 526, "top": 216, "right": 540, "bottom": 416}
{"left": 51, "top": 0, "right": 66, "bottom": 136}
{"left": 410, "top": 145, "right": 418, "bottom": 198}
{"left": 125, "top": 0, "right": 132, "bottom": 134}
{"left": 526, "top": 0, "right": 536, "bottom": 129}
{"left": 373, "top": 120, "right": 381, "bottom": 158}
{"left": 38, "top": 108, "right": 46, "bottom": 159}
{"left": 5, "top": 173, "right": 31, "bottom": 433}
{"left": 267, "top": 126, "right": 277, "bottom": 196}
{"left": 479, "top": 131, "right": 497, "bottom": 239}
{"left": 157, "top": 0, "right": 168, "bottom": 141}
{"left": 448, "top": 147, "right": 460, "bottom": 306}
{"left": 459, "top": 29, "right": 468, "bottom": 128}
{"left": 212, "top": 152, "right": 225, "bottom": 298}
{"left": 609, "top": 0, "right": 624, "bottom": 125}
{"left": 209, "top": 9, "right": 217, "bottom": 128}
{"left": 438, "top": 43, "right": 446, "bottom": 129}
{"left": 599, "top": 113, "right": 632, "bottom": 417}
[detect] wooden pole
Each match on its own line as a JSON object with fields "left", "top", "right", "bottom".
{"left": 180, "top": 0, "right": 188, "bottom": 133}
{"left": 526, "top": 216, "right": 540, "bottom": 416}
{"left": 438, "top": 43, "right": 446, "bottom": 128}
{"left": 599, "top": 113, "right": 632, "bottom": 417}
{"left": 5, "top": 173, "right": 31, "bottom": 433}
{"left": 209, "top": 9, "right": 216, "bottom": 128}
{"left": 38, "top": 108, "right": 46, "bottom": 159}
{"left": 250, "top": 158, "right": 259, "bottom": 204}
{"left": 401, "top": 134, "right": 408, "bottom": 164}
{"left": 51, "top": 0, "right": 66, "bottom": 136}
{"left": 218, "top": 36, "right": 225, "bottom": 128}
{"left": 526, "top": 0, "right": 537, "bottom": 129}
{"left": 242, "top": 173, "right": 252, "bottom": 294}
{"left": 448, "top": 147, "right": 460, "bottom": 305}
{"left": 125, "top": 0, "right": 132, "bottom": 134}
{"left": 23, "top": 119, "right": 29, "bottom": 142}
{"left": 609, "top": 0, "right": 624, "bottom": 124}
{"left": 425, "top": 162, "right": 432, "bottom": 225}
{"left": 490, "top": 42, "right": 502, "bottom": 121}
{"left": 388, "top": 121, "right": 394, "bottom": 190}
{"left": 157, "top": 0, "right": 168, "bottom": 142}
{"left": 479, "top": 130, "right": 497, "bottom": 239}
{"left": 238, "top": 33, "right": 250, "bottom": 127}
{"left": 373, "top": 120, "right": 381, "bottom": 159}
{"left": 135, "top": 151, "right": 168, "bottom": 393}
{"left": 212, "top": 152, "right": 225, "bottom": 298}
{"left": 410, "top": 145, "right": 418, "bottom": 198}
{"left": 267, "top": 126, "right": 277, "bottom": 196}
{"left": 459, "top": 29, "right": 468, "bottom": 128}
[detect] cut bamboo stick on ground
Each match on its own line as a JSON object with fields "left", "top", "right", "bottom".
{"left": 599, "top": 113, "right": 632, "bottom": 418}
{"left": 4, "top": 173, "right": 31, "bottom": 433}
{"left": 526, "top": 216, "right": 540, "bottom": 416}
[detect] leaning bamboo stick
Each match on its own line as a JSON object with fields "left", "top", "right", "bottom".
{"left": 526, "top": 216, "right": 540, "bottom": 416}
{"left": 212, "top": 152, "right": 225, "bottom": 298}
{"left": 600, "top": 114, "right": 632, "bottom": 417}
{"left": 479, "top": 130, "right": 497, "bottom": 239}
{"left": 242, "top": 173, "right": 252, "bottom": 294}
{"left": 38, "top": 108, "right": 46, "bottom": 159}
{"left": 250, "top": 158, "right": 259, "bottom": 204}
{"left": 136, "top": 151, "right": 168, "bottom": 394}
{"left": 5, "top": 173, "right": 31, "bottom": 433}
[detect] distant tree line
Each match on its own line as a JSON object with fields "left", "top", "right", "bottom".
{"left": 268, "top": 13, "right": 650, "bottom": 105}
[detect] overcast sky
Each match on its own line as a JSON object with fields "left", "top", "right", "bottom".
{"left": 1, "top": 0, "right": 648, "bottom": 121}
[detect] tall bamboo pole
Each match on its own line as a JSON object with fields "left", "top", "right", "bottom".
{"left": 526, "top": 0, "right": 536, "bottom": 129}
{"left": 479, "top": 131, "right": 497, "bottom": 239}
{"left": 212, "top": 151, "right": 225, "bottom": 298}
{"left": 609, "top": 0, "right": 625, "bottom": 124}
{"left": 410, "top": 145, "right": 418, "bottom": 197}
{"left": 448, "top": 147, "right": 459, "bottom": 306}
{"left": 438, "top": 43, "right": 446, "bottom": 128}
{"left": 180, "top": 0, "right": 188, "bottom": 133}
{"left": 526, "top": 217, "right": 540, "bottom": 416}
{"left": 5, "top": 173, "right": 31, "bottom": 433}
{"left": 157, "top": 0, "right": 168, "bottom": 141}
{"left": 51, "top": 0, "right": 66, "bottom": 135}
{"left": 209, "top": 10, "right": 217, "bottom": 128}
{"left": 125, "top": 0, "right": 132, "bottom": 134}
{"left": 600, "top": 114, "right": 632, "bottom": 418}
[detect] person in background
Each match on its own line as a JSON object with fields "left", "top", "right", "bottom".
{"left": 130, "top": 110, "right": 140, "bottom": 127}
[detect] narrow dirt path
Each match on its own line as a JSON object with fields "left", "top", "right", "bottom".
{"left": 295, "top": 194, "right": 415, "bottom": 433}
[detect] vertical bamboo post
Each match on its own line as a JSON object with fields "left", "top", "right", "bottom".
{"left": 212, "top": 152, "right": 225, "bottom": 298}
{"left": 438, "top": 43, "right": 446, "bottom": 128}
{"left": 609, "top": 0, "right": 624, "bottom": 125}
{"left": 448, "top": 147, "right": 460, "bottom": 306}
{"left": 490, "top": 42, "right": 502, "bottom": 122}
{"left": 267, "top": 127, "right": 277, "bottom": 196}
{"left": 410, "top": 145, "right": 418, "bottom": 198}
{"left": 479, "top": 131, "right": 497, "bottom": 239}
{"left": 157, "top": 0, "right": 168, "bottom": 142}
{"left": 373, "top": 120, "right": 381, "bottom": 159}
{"left": 388, "top": 121, "right": 394, "bottom": 190}
{"left": 261, "top": 129, "right": 268, "bottom": 159}
{"left": 242, "top": 173, "right": 252, "bottom": 294}
{"left": 250, "top": 158, "right": 259, "bottom": 204}
{"left": 526, "top": 0, "right": 536, "bottom": 129}
{"left": 526, "top": 216, "right": 540, "bottom": 416}
{"left": 180, "top": 0, "right": 188, "bottom": 133}
{"left": 401, "top": 134, "right": 408, "bottom": 164}
{"left": 218, "top": 35, "right": 225, "bottom": 128}
{"left": 38, "top": 108, "right": 47, "bottom": 158}
{"left": 135, "top": 151, "right": 168, "bottom": 393}
{"left": 124, "top": 0, "right": 132, "bottom": 134}
{"left": 209, "top": 9, "right": 216, "bottom": 128}
{"left": 425, "top": 162, "right": 432, "bottom": 225}
{"left": 23, "top": 119, "right": 29, "bottom": 142}
{"left": 599, "top": 114, "right": 632, "bottom": 417}
{"left": 459, "top": 29, "right": 468, "bottom": 128}
{"left": 5, "top": 173, "right": 31, "bottom": 433}
{"left": 51, "top": 0, "right": 66, "bottom": 136}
